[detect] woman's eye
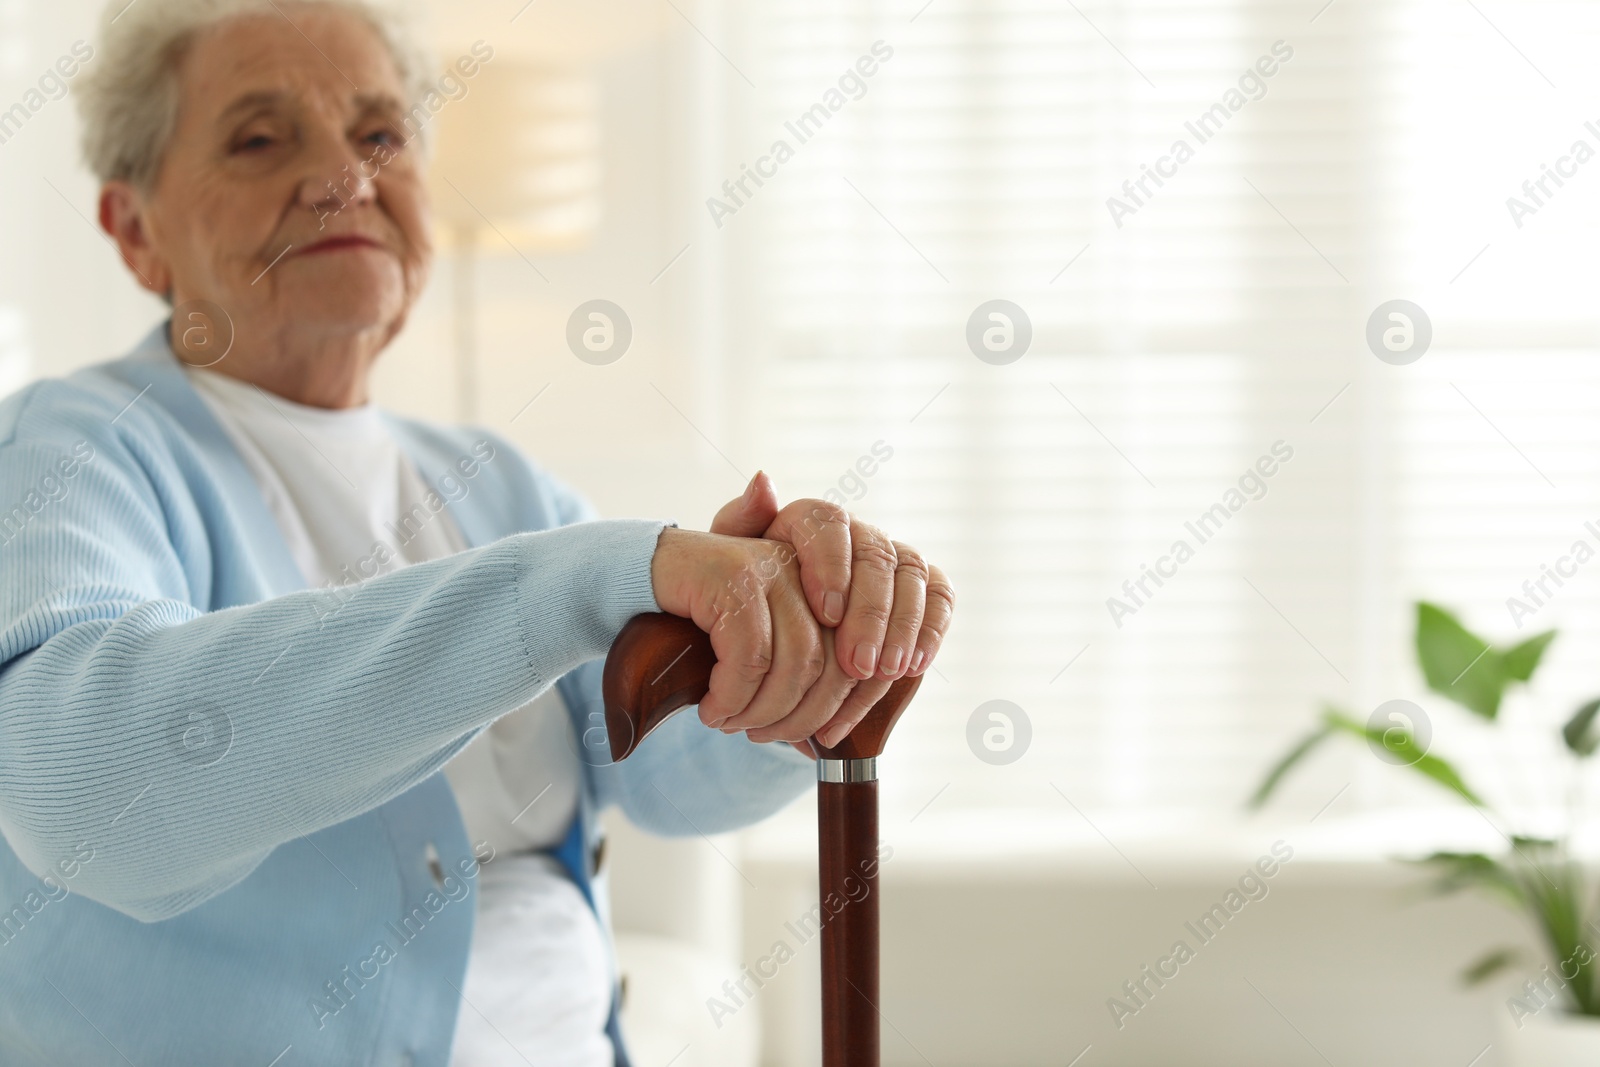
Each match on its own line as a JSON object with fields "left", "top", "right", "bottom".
{"left": 232, "top": 133, "right": 275, "bottom": 153}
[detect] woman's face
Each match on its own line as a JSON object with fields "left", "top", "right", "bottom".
{"left": 135, "top": 4, "right": 431, "bottom": 349}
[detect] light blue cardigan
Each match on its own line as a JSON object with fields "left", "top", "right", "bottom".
{"left": 0, "top": 323, "right": 814, "bottom": 1066}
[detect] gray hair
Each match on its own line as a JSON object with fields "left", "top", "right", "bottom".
{"left": 76, "top": 0, "right": 436, "bottom": 189}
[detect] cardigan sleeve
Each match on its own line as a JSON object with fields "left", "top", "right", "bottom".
{"left": 534, "top": 464, "right": 816, "bottom": 835}
{"left": 0, "top": 384, "right": 666, "bottom": 921}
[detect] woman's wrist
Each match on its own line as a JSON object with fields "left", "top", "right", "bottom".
{"left": 648, "top": 523, "right": 711, "bottom": 620}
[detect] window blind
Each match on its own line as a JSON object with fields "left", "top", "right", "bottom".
{"left": 700, "top": 0, "right": 1600, "bottom": 832}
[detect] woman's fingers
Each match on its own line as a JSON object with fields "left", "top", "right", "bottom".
{"left": 715, "top": 580, "right": 826, "bottom": 735}
{"left": 907, "top": 562, "right": 955, "bottom": 675}
{"left": 698, "top": 589, "right": 775, "bottom": 726}
{"left": 809, "top": 553, "right": 938, "bottom": 747}
{"left": 813, "top": 674, "right": 894, "bottom": 750}
{"left": 670, "top": 532, "right": 785, "bottom": 726}
{"left": 762, "top": 498, "right": 853, "bottom": 627}
{"left": 874, "top": 540, "right": 928, "bottom": 680}
{"left": 746, "top": 628, "right": 858, "bottom": 744}
{"left": 834, "top": 518, "right": 898, "bottom": 680}
{"left": 709, "top": 470, "right": 780, "bottom": 538}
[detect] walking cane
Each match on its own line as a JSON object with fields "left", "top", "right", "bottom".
{"left": 602, "top": 612, "right": 923, "bottom": 1067}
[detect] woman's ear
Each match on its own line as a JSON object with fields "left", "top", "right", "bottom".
{"left": 98, "top": 180, "right": 172, "bottom": 298}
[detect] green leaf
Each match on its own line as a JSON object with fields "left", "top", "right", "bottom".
{"left": 1511, "top": 857, "right": 1597, "bottom": 1013}
{"left": 1564, "top": 698, "right": 1600, "bottom": 757}
{"left": 1323, "top": 710, "right": 1485, "bottom": 805}
{"left": 1415, "top": 603, "right": 1506, "bottom": 719}
{"left": 1248, "top": 723, "right": 1336, "bottom": 809}
{"left": 1462, "top": 946, "right": 1528, "bottom": 986}
{"left": 1414, "top": 850, "right": 1600, "bottom": 1013}
{"left": 1510, "top": 836, "right": 1561, "bottom": 854}
{"left": 1412, "top": 852, "right": 1525, "bottom": 908}
{"left": 1504, "top": 630, "right": 1557, "bottom": 682}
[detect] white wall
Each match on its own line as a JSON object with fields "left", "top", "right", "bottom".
{"left": 0, "top": 0, "right": 168, "bottom": 382}
{"left": 741, "top": 819, "right": 1527, "bottom": 1067}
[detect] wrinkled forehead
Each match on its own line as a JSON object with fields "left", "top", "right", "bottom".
{"left": 175, "top": 7, "right": 407, "bottom": 131}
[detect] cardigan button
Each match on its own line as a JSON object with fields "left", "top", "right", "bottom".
{"left": 424, "top": 842, "right": 444, "bottom": 889}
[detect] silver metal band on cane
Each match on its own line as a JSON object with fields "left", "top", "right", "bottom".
{"left": 817, "top": 757, "right": 878, "bottom": 783}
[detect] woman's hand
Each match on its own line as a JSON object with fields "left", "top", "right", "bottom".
{"left": 704, "top": 471, "right": 955, "bottom": 748}
{"left": 651, "top": 526, "right": 863, "bottom": 744}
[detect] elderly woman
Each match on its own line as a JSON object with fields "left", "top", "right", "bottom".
{"left": 0, "top": 1, "right": 952, "bottom": 1064}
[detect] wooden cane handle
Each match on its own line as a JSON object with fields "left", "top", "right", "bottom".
{"left": 601, "top": 612, "right": 923, "bottom": 762}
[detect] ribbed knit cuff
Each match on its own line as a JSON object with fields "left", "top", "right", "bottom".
{"left": 512, "top": 518, "right": 673, "bottom": 677}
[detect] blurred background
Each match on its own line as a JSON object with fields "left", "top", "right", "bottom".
{"left": 8, "top": 0, "right": 1600, "bottom": 1063}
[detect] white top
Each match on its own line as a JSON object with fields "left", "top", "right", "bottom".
{"left": 184, "top": 366, "right": 612, "bottom": 1067}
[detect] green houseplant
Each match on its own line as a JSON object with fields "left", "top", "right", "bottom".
{"left": 1251, "top": 602, "right": 1600, "bottom": 1030}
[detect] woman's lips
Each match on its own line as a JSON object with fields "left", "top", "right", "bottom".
{"left": 296, "top": 235, "right": 383, "bottom": 256}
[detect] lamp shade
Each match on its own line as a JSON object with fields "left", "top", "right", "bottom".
{"left": 427, "top": 61, "right": 602, "bottom": 252}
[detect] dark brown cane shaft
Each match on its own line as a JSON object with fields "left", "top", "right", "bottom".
{"left": 602, "top": 612, "right": 922, "bottom": 1067}
{"left": 818, "top": 779, "right": 879, "bottom": 1067}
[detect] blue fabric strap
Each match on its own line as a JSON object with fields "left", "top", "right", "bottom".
{"left": 547, "top": 812, "right": 632, "bottom": 1067}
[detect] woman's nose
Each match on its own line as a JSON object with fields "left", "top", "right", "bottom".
{"left": 297, "top": 136, "right": 378, "bottom": 221}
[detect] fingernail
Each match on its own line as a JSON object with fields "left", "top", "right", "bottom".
{"left": 909, "top": 650, "right": 925, "bottom": 674}
{"left": 880, "top": 645, "right": 904, "bottom": 675}
{"left": 823, "top": 591, "right": 845, "bottom": 625}
{"left": 853, "top": 642, "right": 878, "bottom": 677}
